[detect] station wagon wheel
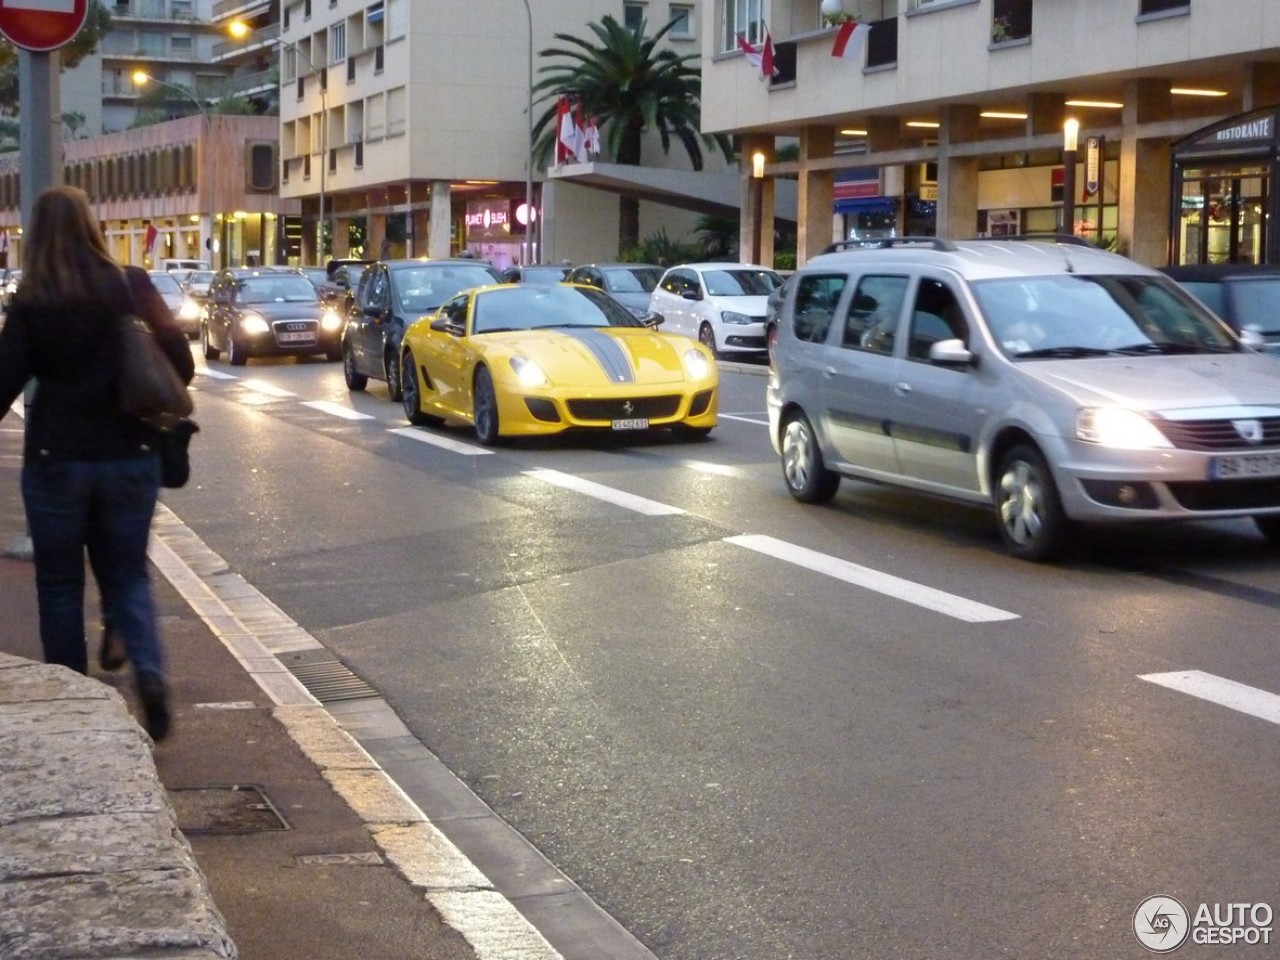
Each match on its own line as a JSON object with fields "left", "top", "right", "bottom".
{"left": 1254, "top": 515, "right": 1280, "bottom": 546}
{"left": 698, "top": 322, "right": 719, "bottom": 358}
{"left": 400, "top": 350, "right": 441, "bottom": 427}
{"left": 200, "top": 324, "right": 219, "bottom": 361}
{"left": 473, "top": 366, "right": 502, "bottom": 446}
{"left": 342, "top": 341, "right": 368, "bottom": 391}
{"left": 384, "top": 350, "right": 403, "bottom": 402}
{"left": 780, "top": 411, "right": 840, "bottom": 503}
{"left": 995, "top": 444, "right": 1070, "bottom": 562}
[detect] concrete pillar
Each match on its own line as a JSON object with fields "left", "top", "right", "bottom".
{"left": 331, "top": 217, "right": 351, "bottom": 258}
{"left": 411, "top": 209, "right": 430, "bottom": 258}
{"left": 937, "top": 105, "right": 980, "bottom": 239}
{"left": 428, "top": 180, "right": 452, "bottom": 258}
{"left": 797, "top": 126, "right": 835, "bottom": 265}
{"left": 366, "top": 213, "right": 386, "bottom": 262}
{"left": 739, "top": 134, "right": 774, "bottom": 266}
{"left": 1119, "top": 79, "right": 1173, "bottom": 266}
{"left": 1243, "top": 62, "right": 1280, "bottom": 112}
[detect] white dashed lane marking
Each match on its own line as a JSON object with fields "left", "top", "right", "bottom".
{"left": 1140, "top": 671, "right": 1280, "bottom": 726}
{"left": 524, "top": 468, "right": 685, "bottom": 516}
{"left": 239, "top": 379, "right": 297, "bottom": 398}
{"left": 388, "top": 426, "right": 494, "bottom": 455}
{"left": 196, "top": 367, "right": 238, "bottom": 381}
{"left": 301, "top": 400, "right": 376, "bottom": 420}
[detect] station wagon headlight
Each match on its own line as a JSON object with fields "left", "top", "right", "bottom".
{"left": 1076, "top": 408, "right": 1172, "bottom": 449}
{"left": 721, "top": 311, "right": 752, "bottom": 325}
{"left": 510, "top": 355, "right": 548, "bottom": 387}
{"left": 320, "top": 309, "right": 343, "bottom": 331}
{"left": 240, "top": 312, "right": 269, "bottom": 335}
{"left": 683, "top": 348, "right": 712, "bottom": 380}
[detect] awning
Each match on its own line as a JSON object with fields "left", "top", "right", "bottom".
{"left": 835, "top": 196, "right": 896, "bottom": 216}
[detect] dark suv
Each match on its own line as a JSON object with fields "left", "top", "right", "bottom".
{"left": 341, "top": 258, "right": 500, "bottom": 400}
{"left": 1160, "top": 263, "right": 1280, "bottom": 355}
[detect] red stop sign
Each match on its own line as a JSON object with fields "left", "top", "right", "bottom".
{"left": 0, "top": 0, "right": 89, "bottom": 52}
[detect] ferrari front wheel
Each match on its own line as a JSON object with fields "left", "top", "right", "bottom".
{"left": 473, "top": 366, "right": 502, "bottom": 446}
{"left": 401, "top": 351, "right": 441, "bottom": 427}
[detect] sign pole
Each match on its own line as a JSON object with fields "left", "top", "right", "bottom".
{"left": 18, "top": 49, "right": 63, "bottom": 226}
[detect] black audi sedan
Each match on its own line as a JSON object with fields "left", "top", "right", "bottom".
{"left": 201, "top": 267, "right": 344, "bottom": 365}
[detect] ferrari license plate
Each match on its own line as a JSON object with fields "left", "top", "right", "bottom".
{"left": 278, "top": 331, "right": 315, "bottom": 344}
{"left": 1212, "top": 451, "right": 1280, "bottom": 479}
{"left": 611, "top": 417, "right": 649, "bottom": 431}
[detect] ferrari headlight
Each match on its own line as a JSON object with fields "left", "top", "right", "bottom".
{"left": 320, "top": 309, "right": 343, "bottom": 332}
{"left": 721, "top": 311, "right": 752, "bottom": 325}
{"left": 683, "top": 348, "right": 712, "bottom": 380}
{"left": 240, "top": 312, "right": 269, "bottom": 335}
{"left": 509, "top": 355, "right": 548, "bottom": 388}
{"left": 178, "top": 298, "right": 201, "bottom": 321}
{"left": 1076, "top": 408, "right": 1172, "bottom": 449}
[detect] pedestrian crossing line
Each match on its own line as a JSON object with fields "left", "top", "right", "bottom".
{"left": 719, "top": 413, "right": 769, "bottom": 425}
{"left": 196, "top": 367, "right": 238, "bottom": 380}
{"left": 388, "top": 426, "right": 494, "bottom": 455}
{"left": 239, "top": 378, "right": 296, "bottom": 398}
{"left": 725, "top": 534, "right": 1020, "bottom": 623}
{"left": 1140, "top": 670, "right": 1280, "bottom": 726}
{"left": 524, "top": 467, "right": 685, "bottom": 516}
{"left": 301, "top": 400, "right": 376, "bottom": 421}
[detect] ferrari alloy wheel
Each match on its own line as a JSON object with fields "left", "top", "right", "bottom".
{"left": 385, "top": 350, "right": 403, "bottom": 402}
{"left": 995, "top": 444, "right": 1070, "bottom": 562}
{"left": 201, "top": 324, "right": 219, "bottom": 361}
{"left": 780, "top": 412, "right": 839, "bottom": 503}
{"left": 473, "top": 366, "right": 502, "bottom": 446}
{"left": 400, "top": 351, "right": 440, "bottom": 427}
{"left": 343, "top": 343, "right": 367, "bottom": 391}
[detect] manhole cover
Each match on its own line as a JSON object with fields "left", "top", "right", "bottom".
{"left": 169, "top": 785, "right": 290, "bottom": 835}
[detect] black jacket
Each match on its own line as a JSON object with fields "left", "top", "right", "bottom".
{"left": 0, "top": 265, "right": 195, "bottom": 462}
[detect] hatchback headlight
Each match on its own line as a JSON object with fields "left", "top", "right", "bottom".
{"left": 1076, "top": 408, "right": 1172, "bottom": 449}
{"left": 178, "top": 298, "right": 201, "bottom": 321}
{"left": 321, "top": 309, "right": 343, "bottom": 331}
{"left": 683, "top": 348, "right": 712, "bottom": 380}
{"left": 510, "top": 355, "right": 548, "bottom": 387}
{"left": 240, "top": 312, "right": 269, "bottom": 335}
{"left": 721, "top": 311, "right": 753, "bottom": 325}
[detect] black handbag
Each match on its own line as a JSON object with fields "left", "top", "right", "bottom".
{"left": 118, "top": 313, "right": 194, "bottom": 427}
{"left": 157, "top": 417, "right": 199, "bottom": 488}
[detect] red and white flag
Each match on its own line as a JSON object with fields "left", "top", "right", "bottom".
{"left": 555, "top": 95, "right": 581, "bottom": 165}
{"left": 580, "top": 116, "right": 601, "bottom": 160}
{"left": 737, "top": 30, "right": 777, "bottom": 79}
{"left": 144, "top": 223, "right": 159, "bottom": 255}
{"left": 831, "top": 20, "right": 871, "bottom": 60}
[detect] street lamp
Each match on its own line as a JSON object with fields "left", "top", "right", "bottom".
{"left": 132, "top": 70, "right": 209, "bottom": 120}
{"left": 229, "top": 20, "right": 328, "bottom": 262}
{"left": 1062, "top": 117, "right": 1079, "bottom": 236}
{"left": 517, "top": 0, "right": 533, "bottom": 265}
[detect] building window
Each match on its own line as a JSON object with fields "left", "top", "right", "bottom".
{"left": 303, "top": 0, "right": 311, "bottom": 19}
{"left": 283, "top": 5, "right": 290, "bottom": 30}
{"left": 170, "top": 34, "right": 192, "bottom": 51}
{"left": 386, "top": 0, "right": 405, "bottom": 39}
{"left": 170, "top": 0, "right": 192, "bottom": 17}
{"left": 283, "top": 45, "right": 297, "bottom": 82}
{"left": 624, "top": 2, "right": 645, "bottom": 31}
{"left": 387, "top": 85, "right": 406, "bottom": 136}
{"left": 331, "top": 22, "right": 345, "bottom": 61}
{"left": 723, "top": 0, "right": 764, "bottom": 53}
{"left": 1139, "top": 0, "right": 1188, "bottom": 13}
{"left": 668, "top": 3, "right": 693, "bottom": 37}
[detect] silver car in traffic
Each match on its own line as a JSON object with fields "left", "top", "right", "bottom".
{"left": 767, "top": 238, "right": 1280, "bottom": 560}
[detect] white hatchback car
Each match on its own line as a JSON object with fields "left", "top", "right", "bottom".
{"left": 648, "top": 262, "right": 784, "bottom": 357}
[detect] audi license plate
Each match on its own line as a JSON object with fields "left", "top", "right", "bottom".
{"left": 611, "top": 418, "right": 649, "bottom": 431}
{"left": 278, "top": 331, "right": 315, "bottom": 344}
{"left": 1212, "top": 452, "right": 1280, "bottom": 479}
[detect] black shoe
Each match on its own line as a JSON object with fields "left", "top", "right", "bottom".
{"left": 99, "top": 623, "right": 127, "bottom": 672}
{"left": 136, "top": 673, "right": 171, "bottom": 742}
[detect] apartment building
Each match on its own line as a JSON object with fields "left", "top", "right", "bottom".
{"left": 701, "top": 0, "right": 1280, "bottom": 267}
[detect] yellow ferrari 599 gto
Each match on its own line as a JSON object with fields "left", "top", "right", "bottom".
{"left": 398, "top": 283, "right": 718, "bottom": 444}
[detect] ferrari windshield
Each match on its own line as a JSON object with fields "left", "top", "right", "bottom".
{"left": 237, "top": 275, "right": 320, "bottom": 304}
{"left": 972, "top": 275, "right": 1240, "bottom": 359}
{"left": 472, "top": 285, "right": 643, "bottom": 334}
{"left": 396, "top": 264, "right": 499, "bottom": 312}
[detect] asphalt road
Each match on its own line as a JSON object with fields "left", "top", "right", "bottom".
{"left": 161, "top": 347, "right": 1280, "bottom": 960}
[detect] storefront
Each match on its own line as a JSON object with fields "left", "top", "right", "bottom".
{"left": 1171, "top": 106, "right": 1279, "bottom": 266}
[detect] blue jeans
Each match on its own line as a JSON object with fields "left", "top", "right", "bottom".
{"left": 21, "top": 455, "right": 164, "bottom": 678}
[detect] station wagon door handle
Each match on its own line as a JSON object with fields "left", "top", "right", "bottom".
{"left": 894, "top": 381, "right": 912, "bottom": 395}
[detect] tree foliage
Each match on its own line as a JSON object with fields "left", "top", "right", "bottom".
{"left": 0, "top": 2, "right": 114, "bottom": 113}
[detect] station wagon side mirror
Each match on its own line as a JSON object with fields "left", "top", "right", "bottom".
{"left": 680, "top": 289, "right": 702, "bottom": 301}
{"left": 430, "top": 316, "right": 465, "bottom": 337}
{"left": 929, "top": 338, "right": 975, "bottom": 367}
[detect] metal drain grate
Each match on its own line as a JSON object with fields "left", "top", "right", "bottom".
{"left": 288, "top": 660, "right": 380, "bottom": 703}
{"left": 169, "top": 785, "right": 290, "bottom": 835}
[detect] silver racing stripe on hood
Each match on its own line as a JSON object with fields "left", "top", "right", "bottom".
{"left": 554, "top": 328, "right": 635, "bottom": 383}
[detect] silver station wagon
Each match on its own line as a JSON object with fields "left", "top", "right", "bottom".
{"left": 766, "top": 238, "right": 1280, "bottom": 561}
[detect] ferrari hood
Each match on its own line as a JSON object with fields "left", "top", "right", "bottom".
{"left": 488, "top": 327, "right": 700, "bottom": 385}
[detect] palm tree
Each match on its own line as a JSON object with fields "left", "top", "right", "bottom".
{"left": 531, "top": 14, "right": 733, "bottom": 255}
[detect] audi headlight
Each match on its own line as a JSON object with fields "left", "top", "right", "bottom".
{"left": 683, "top": 348, "right": 712, "bottom": 380}
{"left": 721, "top": 311, "right": 753, "bottom": 325}
{"left": 321, "top": 309, "right": 343, "bottom": 332}
{"left": 240, "top": 313, "right": 269, "bottom": 335}
{"left": 178, "top": 298, "right": 201, "bottom": 321}
{"left": 510, "top": 355, "right": 548, "bottom": 387}
{"left": 1076, "top": 408, "right": 1172, "bottom": 449}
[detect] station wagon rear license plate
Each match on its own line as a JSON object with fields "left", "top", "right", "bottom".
{"left": 1212, "top": 452, "right": 1280, "bottom": 480}
{"left": 611, "top": 418, "right": 649, "bottom": 431}
{"left": 278, "top": 331, "right": 316, "bottom": 344}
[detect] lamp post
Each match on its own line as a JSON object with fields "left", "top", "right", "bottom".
{"left": 519, "top": 0, "right": 533, "bottom": 265}
{"left": 1062, "top": 117, "right": 1079, "bottom": 236}
{"left": 132, "top": 70, "right": 209, "bottom": 120}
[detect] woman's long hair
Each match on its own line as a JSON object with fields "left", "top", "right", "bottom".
{"left": 20, "top": 185, "right": 121, "bottom": 306}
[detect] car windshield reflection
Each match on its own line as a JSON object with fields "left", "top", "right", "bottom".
{"left": 238, "top": 276, "right": 321, "bottom": 304}
{"left": 398, "top": 265, "right": 500, "bottom": 312}
{"left": 472, "top": 286, "right": 642, "bottom": 334}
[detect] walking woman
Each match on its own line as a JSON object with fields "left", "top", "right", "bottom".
{"left": 0, "top": 186, "right": 193, "bottom": 741}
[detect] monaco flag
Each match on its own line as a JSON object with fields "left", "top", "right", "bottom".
{"left": 831, "top": 20, "right": 871, "bottom": 60}
{"left": 737, "top": 30, "right": 777, "bottom": 79}
{"left": 555, "top": 95, "right": 580, "bottom": 165}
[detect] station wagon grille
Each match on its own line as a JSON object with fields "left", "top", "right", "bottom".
{"left": 1155, "top": 416, "right": 1280, "bottom": 451}
{"left": 567, "top": 396, "right": 682, "bottom": 421}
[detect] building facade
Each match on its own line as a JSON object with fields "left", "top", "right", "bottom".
{"left": 699, "top": 0, "right": 1280, "bottom": 268}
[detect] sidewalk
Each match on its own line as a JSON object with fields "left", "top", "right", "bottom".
{"left": 0, "top": 439, "right": 482, "bottom": 960}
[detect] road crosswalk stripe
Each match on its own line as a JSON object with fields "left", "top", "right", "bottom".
{"left": 726, "top": 534, "right": 1020, "bottom": 622}
{"left": 239, "top": 378, "right": 296, "bottom": 398}
{"left": 388, "top": 426, "right": 494, "bottom": 455}
{"left": 524, "top": 468, "right": 685, "bottom": 516}
{"left": 1140, "top": 670, "right": 1280, "bottom": 726}
{"left": 301, "top": 400, "right": 376, "bottom": 420}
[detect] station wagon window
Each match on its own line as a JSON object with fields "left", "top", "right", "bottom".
{"left": 366, "top": 267, "right": 389, "bottom": 308}
{"left": 907, "top": 278, "right": 969, "bottom": 360}
{"left": 662, "top": 269, "right": 696, "bottom": 296}
{"left": 791, "top": 274, "right": 845, "bottom": 344}
{"left": 840, "top": 274, "right": 908, "bottom": 355}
